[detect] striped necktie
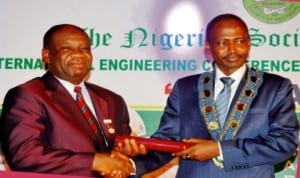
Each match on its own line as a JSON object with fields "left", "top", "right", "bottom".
{"left": 74, "top": 86, "right": 102, "bottom": 135}
{"left": 215, "top": 77, "right": 235, "bottom": 128}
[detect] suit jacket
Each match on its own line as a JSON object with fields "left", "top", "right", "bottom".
{"left": 144, "top": 68, "right": 298, "bottom": 178}
{"left": 0, "top": 72, "right": 131, "bottom": 177}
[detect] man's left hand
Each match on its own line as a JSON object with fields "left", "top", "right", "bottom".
{"left": 114, "top": 137, "right": 147, "bottom": 157}
{"left": 174, "top": 138, "right": 219, "bottom": 161}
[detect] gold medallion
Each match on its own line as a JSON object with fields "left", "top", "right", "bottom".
{"left": 103, "top": 119, "right": 115, "bottom": 134}
{"left": 108, "top": 128, "right": 115, "bottom": 134}
{"left": 208, "top": 121, "right": 219, "bottom": 130}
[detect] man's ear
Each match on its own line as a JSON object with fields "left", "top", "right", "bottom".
{"left": 204, "top": 40, "right": 211, "bottom": 52}
{"left": 247, "top": 38, "right": 251, "bottom": 49}
{"left": 42, "top": 48, "right": 50, "bottom": 63}
{"left": 204, "top": 40, "right": 212, "bottom": 60}
{"left": 41, "top": 48, "right": 50, "bottom": 70}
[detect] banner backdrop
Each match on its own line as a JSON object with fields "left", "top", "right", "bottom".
{"left": 0, "top": 0, "right": 299, "bottom": 177}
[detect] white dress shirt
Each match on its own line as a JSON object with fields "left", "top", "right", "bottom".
{"left": 55, "top": 77, "right": 97, "bottom": 117}
{"left": 214, "top": 64, "right": 247, "bottom": 161}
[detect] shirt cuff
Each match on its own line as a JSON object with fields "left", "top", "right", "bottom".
{"left": 129, "top": 158, "right": 136, "bottom": 175}
{"left": 217, "top": 142, "right": 224, "bottom": 161}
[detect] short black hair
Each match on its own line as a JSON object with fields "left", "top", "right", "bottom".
{"left": 205, "top": 13, "right": 249, "bottom": 42}
{"left": 43, "top": 24, "right": 87, "bottom": 49}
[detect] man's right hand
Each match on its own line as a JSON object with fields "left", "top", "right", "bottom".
{"left": 92, "top": 151, "right": 134, "bottom": 178}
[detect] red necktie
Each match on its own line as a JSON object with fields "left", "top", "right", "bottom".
{"left": 74, "top": 86, "right": 102, "bottom": 135}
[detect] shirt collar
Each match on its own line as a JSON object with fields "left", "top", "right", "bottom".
{"left": 54, "top": 77, "right": 86, "bottom": 98}
{"left": 215, "top": 64, "right": 246, "bottom": 83}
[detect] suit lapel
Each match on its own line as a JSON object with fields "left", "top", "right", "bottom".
{"left": 41, "top": 73, "right": 102, "bottom": 143}
{"left": 86, "top": 84, "right": 115, "bottom": 146}
{"left": 227, "top": 71, "right": 247, "bottom": 116}
{"left": 88, "top": 87, "right": 109, "bottom": 120}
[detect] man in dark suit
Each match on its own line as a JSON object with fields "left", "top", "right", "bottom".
{"left": 142, "top": 14, "right": 299, "bottom": 178}
{"left": 0, "top": 24, "right": 145, "bottom": 178}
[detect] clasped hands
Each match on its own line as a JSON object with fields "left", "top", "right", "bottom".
{"left": 93, "top": 138, "right": 147, "bottom": 178}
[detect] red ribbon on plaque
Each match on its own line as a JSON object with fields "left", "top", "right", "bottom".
{"left": 115, "top": 135, "right": 193, "bottom": 153}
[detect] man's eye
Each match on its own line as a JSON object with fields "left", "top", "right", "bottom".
{"left": 236, "top": 39, "right": 244, "bottom": 44}
{"left": 236, "top": 38, "right": 248, "bottom": 45}
{"left": 81, "top": 47, "right": 91, "bottom": 51}
{"left": 215, "top": 40, "right": 228, "bottom": 46}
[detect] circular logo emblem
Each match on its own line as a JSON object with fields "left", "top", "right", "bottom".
{"left": 243, "top": 0, "right": 300, "bottom": 24}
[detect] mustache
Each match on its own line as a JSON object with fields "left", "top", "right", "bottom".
{"left": 223, "top": 53, "right": 241, "bottom": 60}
